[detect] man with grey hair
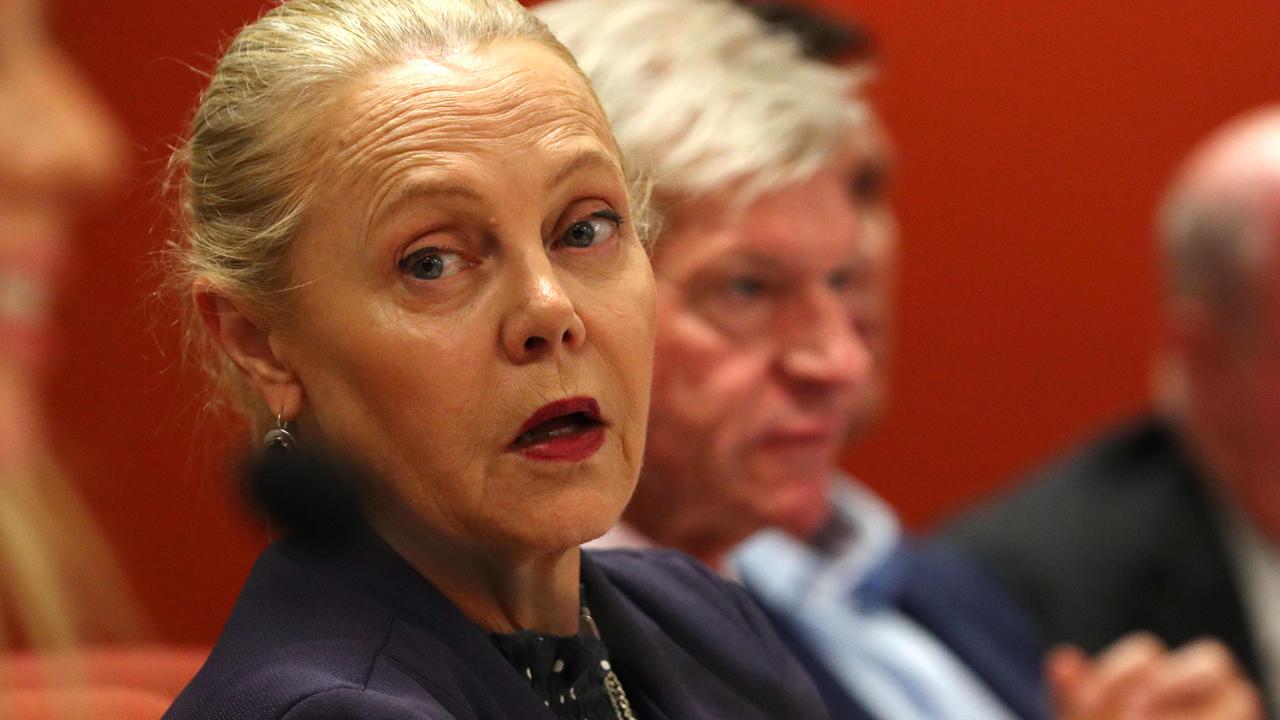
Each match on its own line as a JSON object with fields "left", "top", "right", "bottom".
{"left": 538, "top": 0, "right": 1262, "bottom": 718}
{"left": 949, "top": 106, "right": 1280, "bottom": 715}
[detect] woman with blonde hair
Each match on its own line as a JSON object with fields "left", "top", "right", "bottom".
{"left": 162, "top": 0, "right": 829, "bottom": 718}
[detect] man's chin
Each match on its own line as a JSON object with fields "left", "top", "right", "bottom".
{"left": 758, "top": 477, "right": 835, "bottom": 541}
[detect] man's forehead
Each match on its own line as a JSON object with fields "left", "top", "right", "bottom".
{"left": 1184, "top": 112, "right": 1280, "bottom": 196}
{"left": 658, "top": 212, "right": 860, "bottom": 279}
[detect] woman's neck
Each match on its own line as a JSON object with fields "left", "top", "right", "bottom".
{"left": 374, "top": 513, "right": 582, "bottom": 635}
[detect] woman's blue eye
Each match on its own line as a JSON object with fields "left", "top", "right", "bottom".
{"left": 411, "top": 255, "right": 444, "bottom": 279}
{"left": 560, "top": 210, "right": 621, "bottom": 249}
{"left": 399, "top": 248, "right": 465, "bottom": 280}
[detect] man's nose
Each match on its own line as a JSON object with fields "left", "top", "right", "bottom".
{"left": 778, "top": 289, "right": 871, "bottom": 388}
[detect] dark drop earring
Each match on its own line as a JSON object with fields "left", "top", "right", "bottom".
{"left": 263, "top": 413, "right": 296, "bottom": 454}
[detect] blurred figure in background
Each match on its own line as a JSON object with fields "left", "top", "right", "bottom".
{"left": 0, "top": 1, "right": 184, "bottom": 716}
{"left": 948, "top": 106, "right": 1280, "bottom": 716}
{"left": 539, "top": 0, "right": 1263, "bottom": 718}
{"left": 0, "top": 0, "right": 147, "bottom": 651}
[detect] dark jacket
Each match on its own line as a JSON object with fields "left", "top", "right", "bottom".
{"left": 165, "top": 532, "right": 830, "bottom": 720}
{"left": 944, "top": 416, "right": 1263, "bottom": 705}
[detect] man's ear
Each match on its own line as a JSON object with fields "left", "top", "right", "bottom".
{"left": 194, "top": 279, "right": 303, "bottom": 420}
{"left": 1168, "top": 296, "right": 1224, "bottom": 375}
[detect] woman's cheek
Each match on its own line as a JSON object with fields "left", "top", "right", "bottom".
{"left": 604, "top": 273, "right": 656, "bottom": 372}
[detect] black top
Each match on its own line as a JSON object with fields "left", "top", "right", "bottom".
{"left": 164, "top": 529, "right": 830, "bottom": 720}
{"left": 489, "top": 602, "right": 622, "bottom": 720}
{"left": 945, "top": 416, "right": 1264, "bottom": 708}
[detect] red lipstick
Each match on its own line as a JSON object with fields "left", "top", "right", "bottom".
{"left": 509, "top": 397, "right": 605, "bottom": 462}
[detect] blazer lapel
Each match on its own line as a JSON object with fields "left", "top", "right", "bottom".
{"left": 578, "top": 552, "right": 681, "bottom": 720}
{"left": 283, "top": 533, "right": 557, "bottom": 720}
{"left": 893, "top": 542, "right": 1051, "bottom": 720}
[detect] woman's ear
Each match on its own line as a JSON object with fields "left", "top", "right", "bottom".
{"left": 194, "top": 279, "right": 303, "bottom": 420}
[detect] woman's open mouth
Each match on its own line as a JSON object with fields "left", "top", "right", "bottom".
{"left": 509, "top": 397, "right": 606, "bottom": 462}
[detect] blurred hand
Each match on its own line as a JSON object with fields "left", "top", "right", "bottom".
{"left": 1049, "top": 633, "right": 1262, "bottom": 720}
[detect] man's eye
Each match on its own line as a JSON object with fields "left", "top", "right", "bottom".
{"left": 560, "top": 210, "right": 622, "bottom": 249}
{"left": 829, "top": 265, "right": 866, "bottom": 291}
{"left": 728, "top": 277, "right": 767, "bottom": 298}
{"left": 399, "top": 248, "right": 467, "bottom": 280}
{"left": 851, "top": 163, "right": 888, "bottom": 205}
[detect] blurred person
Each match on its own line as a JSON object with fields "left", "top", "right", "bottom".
{"left": 161, "top": 0, "right": 831, "bottom": 718}
{"left": 0, "top": 0, "right": 175, "bottom": 715}
{"left": 948, "top": 106, "right": 1280, "bottom": 716}
{"left": 539, "top": 0, "right": 1264, "bottom": 718}
{"left": 0, "top": 0, "right": 148, "bottom": 652}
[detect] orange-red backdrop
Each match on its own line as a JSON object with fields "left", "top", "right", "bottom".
{"left": 45, "top": 0, "right": 1280, "bottom": 644}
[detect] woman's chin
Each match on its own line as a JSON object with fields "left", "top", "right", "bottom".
{"left": 500, "top": 489, "right": 631, "bottom": 555}
{"left": 494, "top": 444, "right": 638, "bottom": 552}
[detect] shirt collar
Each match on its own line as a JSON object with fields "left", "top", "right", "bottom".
{"left": 732, "top": 474, "right": 904, "bottom": 610}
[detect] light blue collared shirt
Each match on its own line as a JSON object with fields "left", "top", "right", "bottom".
{"left": 732, "top": 478, "right": 1019, "bottom": 720}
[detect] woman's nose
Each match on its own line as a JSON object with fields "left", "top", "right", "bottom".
{"left": 779, "top": 292, "right": 871, "bottom": 388}
{"left": 501, "top": 254, "right": 587, "bottom": 364}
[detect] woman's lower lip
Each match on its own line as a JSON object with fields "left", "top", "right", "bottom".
{"left": 514, "top": 426, "right": 605, "bottom": 462}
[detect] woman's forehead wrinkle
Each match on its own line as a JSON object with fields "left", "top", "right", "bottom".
{"left": 313, "top": 72, "right": 613, "bottom": 244}
{"left": 333, "top": 61, "right": 612, "bottom": 192}
{"left": 309, "top": 58, "right": 616, "bottom": 250}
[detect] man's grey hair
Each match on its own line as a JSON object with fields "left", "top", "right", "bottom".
{"left": 534, "top": 0, "right": 869, "bottom": 215}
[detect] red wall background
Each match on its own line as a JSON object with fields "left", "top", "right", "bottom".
{"left": 43, "top": 0, "right": 1280, "bottom": 644}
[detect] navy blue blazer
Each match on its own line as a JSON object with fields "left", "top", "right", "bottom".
{"left": 165, "top": 533, "right": 830, "bottom": 720}
{"left": 762, "top": 540, "right": 1051, "bottom": 720}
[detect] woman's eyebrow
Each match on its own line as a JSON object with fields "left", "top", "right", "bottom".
{"left": 372, "top": 179, "right": 483, "bottom": 228}
{"left": 371, "top": 149, "right": 617, "bottom": 227}
{"left": 545, "top": 149, "right": 618, "bottom": 190}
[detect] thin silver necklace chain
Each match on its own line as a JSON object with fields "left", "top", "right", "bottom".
{"left": 604, "top": 669, "right": 638, "bottom": 720}
{"left": 581, "top": 605, "right": 639, "bottom": 720}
